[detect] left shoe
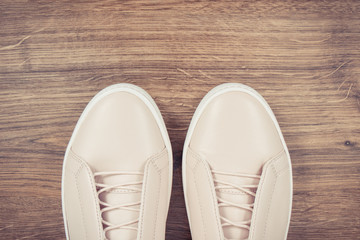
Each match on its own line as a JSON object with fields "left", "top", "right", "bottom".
{"left": 61, "top": 84, "right": 173, "bottom": 240}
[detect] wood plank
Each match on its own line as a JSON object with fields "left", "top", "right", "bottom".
{"left": 0, "top": 0, "right": 359, "bottom": 239}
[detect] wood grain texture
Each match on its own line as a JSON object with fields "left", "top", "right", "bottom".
{"left": 1, "top": 0, "right": 360, "bottom": 239}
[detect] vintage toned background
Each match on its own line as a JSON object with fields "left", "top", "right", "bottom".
{"left": 0, "top": 0, "right": 359, "bottom": 239}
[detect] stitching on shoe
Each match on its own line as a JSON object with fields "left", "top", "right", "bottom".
{"left": 149, "top": 153, "right": 162, "bottom": 240}
{"left": 107, "top": 189, "right": 140, "bottom": 193}
{"left": 188, "top": 148, "right": 202, "bottom": 168}
{"left": 66, "top": 149, "right": 84, "bottom": 176}
{"left": 138, "top": 160, "right": 150, "bottom": 240}
{"left": 262, "top": 164, "right": 277, "bottom": 239}
{"left": 71, "top": 150, "right": 102, "bottom": 240}
{"left": 152, "top": 161, "right": 162, "bottom": 240}
{"left": 82, "top": 149, "right": 166, "bottom": 194}
{"left": 88, "top": 166, "right": 106, "bottom": 240}
{"left": 271, "top": 151, "right": 290, "bottom": 177}
{"left": 190, "top": 149, "right": 222, "bottom": 240}
{"left": 199, "top": 159, "right": 223, "bottom": 239}
{"left": 249, "top": 150, "right": 286, "bottom": 239}
{"left": 139, "top": 151, "right": 164, "bottom": 240}
{"left": 74, "top": 164, "right": 88, "bottom": 240}
{"left": 193, "top": 164, "right": 207, "bottom": 240}
{"left": 218, "top": 189, "right": 252, "bottom": 195}
{"left": 150, "top": 148, "right": 168, "bottom": 172}
{"left": 188, "top": 149, "right": 206, "bottom": 239}
{"left": 249, "top": 160, "right": 268, "bottom": 239}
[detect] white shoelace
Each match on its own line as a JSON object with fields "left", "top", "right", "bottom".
{"left": 212, "top": 170, "right": 261, "bottom": 240}
{"left": 94, "top": 171, "right": 144, "bottom": 239}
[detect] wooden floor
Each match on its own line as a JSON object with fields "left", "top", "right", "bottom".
{"left": 1, "top": 0, "right": 360, "bottom": 239}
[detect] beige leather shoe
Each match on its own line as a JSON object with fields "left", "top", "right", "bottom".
{"left": 62, "top": 84, "right": 172, "bottom": 240}
{"left": 183, "top": 83, "right": 292, "bottom": 240}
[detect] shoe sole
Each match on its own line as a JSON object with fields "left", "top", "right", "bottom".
{"left": 61, "top": 83, "right": 173, "bottom": 240}
{"left": 182, "top": 83, "right": 293, "bottom": 239}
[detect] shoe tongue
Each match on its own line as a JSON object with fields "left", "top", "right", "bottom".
{"left": 213, "top": 173, "right": 258, "bottom": 240}
{"left": 98, "top": 174, "right": 143, "bottom": 240}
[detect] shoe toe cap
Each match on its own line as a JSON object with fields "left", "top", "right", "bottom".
{"left": 72, "top": 90, "right": 165, "bottom": 172}
{"left": 189, "top": 90, "right": 284, "bottom": 174}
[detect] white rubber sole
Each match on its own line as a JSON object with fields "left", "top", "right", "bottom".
{"left": 61, "top": 83, "right": 173, "bottom": 240}
{"left": 182, "top": 83, "right": 293, "bottom": 239}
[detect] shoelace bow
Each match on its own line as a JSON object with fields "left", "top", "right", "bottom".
{"left": 94, "top": 171, "right": 144, "bottom": 239}
{"left": 212, "top": 170, "right": 261, "bottom": 240}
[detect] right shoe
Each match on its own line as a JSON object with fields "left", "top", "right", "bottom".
{"left": 62, "top": 84, "right": 173, "bottom": 240}
{"left": 182, "top": 83, "right": 292, "bottom": 240}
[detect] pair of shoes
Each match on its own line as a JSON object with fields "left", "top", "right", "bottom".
{"left": 62, "top": 83, "right": 292, "bottom": 240}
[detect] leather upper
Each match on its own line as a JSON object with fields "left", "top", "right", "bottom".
{"left": 63, "top": 149, "right": 103, "bottom": 240}
{"left": 185, "top": 148, "right": 224, "bottom": 240}
{"left": 189, "top": 91, "right": 283, "bottom": 175}
{"left": 62, "top": 86, "right": 172, "bottom": 240}
{"left": 137, "top": 148, "right": 170, "bottom": 239}
{"left": 184, "top": 85, "right": 292, "bottom": 240}
{"left": 72, "top": 92, "right": 164, "bottom": 172}
{"left": 249, "top": 150, "right": 291, "bottom": 240}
